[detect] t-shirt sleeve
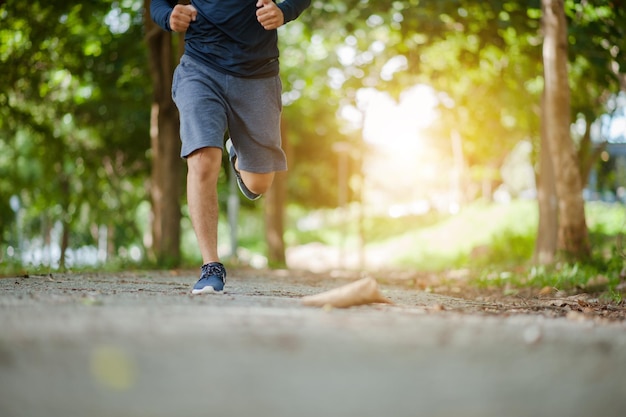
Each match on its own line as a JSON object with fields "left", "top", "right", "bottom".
{"left": 277, "top": 0, "right": 311, "bottom": 24}
{"left": 150, "top": 0, "right": 179, "bottom": 31}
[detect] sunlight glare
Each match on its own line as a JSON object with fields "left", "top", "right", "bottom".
{"left": 358, "top": 84, "right": 438, "bottom": 151}
{"left": 337, "top": 84, "right": 454, "bottom": 217}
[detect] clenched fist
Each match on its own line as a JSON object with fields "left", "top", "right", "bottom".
{"left": 256, "top": 0, "right": 284, "bottom": 30}
{"left": 170, "top": 4, "right": 197, "bottom": 32}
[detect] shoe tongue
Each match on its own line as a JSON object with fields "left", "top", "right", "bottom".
{"left": 202, "top": 262, "right": 223, "bottom": 275}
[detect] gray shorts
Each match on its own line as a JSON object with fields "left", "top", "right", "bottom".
{"left": 172, "top": 54, "right": 287, "bottom": 173}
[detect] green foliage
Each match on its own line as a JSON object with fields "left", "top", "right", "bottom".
{"left": 1, "top": 0, "right": 150, "bottom": 266}
{"left": 469, "top": 229, "right": 536, "bottom": 267}
{"left": 467, "top": 201, "right": 626, "bottom": 296}
{"left": 297, "top": 0, "right": 623, "bottom": 207}
{"left": 278, "top": 19, "right": 352, "bottom": 208}
{"left": 474, "top": 259, "right": 624, "bottom": 300}
{"left": 384, "top": 200, "right": 536, "bottom": 267}
{"left": 364, "top": 212, "right": 447, "bottom": 242}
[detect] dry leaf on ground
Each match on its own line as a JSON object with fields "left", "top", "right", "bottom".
{"left": 302, "top": 277, "right": 393, "bottom": 308}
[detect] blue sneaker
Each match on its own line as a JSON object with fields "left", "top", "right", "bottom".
{"left": 192, "top": 262, "right": 226, "bottom": 295}
{"left": 225, "top": 139, "right": 261, "bottom": 201}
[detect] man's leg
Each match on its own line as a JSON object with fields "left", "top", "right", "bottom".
{"left": 186, "top": 146, "right": 223, "bottom": 264}
{"left": 237, "top": 163, "right": 275, "bottom": 195}
{"left": 225, "top": 138, "right": 276, "bottom": 200}
{"left": 171, "top": 56, "right": 229, "bottom": 293}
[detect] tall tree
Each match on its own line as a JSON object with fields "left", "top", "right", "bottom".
{"left": 541, "top": 0, "right": 590, "bottom": 260}
{"left": 143, "top": 0, "right": 184, "bottom": 266}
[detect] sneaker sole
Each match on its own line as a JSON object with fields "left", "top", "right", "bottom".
{"left": 226, "top": 139, "right": 261, "bottom": 201}
{"left": 191, "top": 286, "right": 224, "bottom": 295}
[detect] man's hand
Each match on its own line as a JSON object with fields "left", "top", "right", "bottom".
{"left": 170, "top": 4, "right": 197, "bottom": 32}
{"left": 256, "top": 0, "right": 284, "bottom": 30}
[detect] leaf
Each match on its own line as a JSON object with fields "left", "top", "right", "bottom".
{"left": 301, "top": 277, "right": 393, "bottom": 308}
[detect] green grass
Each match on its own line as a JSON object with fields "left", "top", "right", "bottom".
{"left": 379, "top": 199, "right": 625, "bottom": 298}
{"left": 377, "top": 200, "right": 539, "bottom": 271}
{"left": 293, "top": 199, "right": 626, "bottom": 299}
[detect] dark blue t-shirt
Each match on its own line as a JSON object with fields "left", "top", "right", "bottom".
{"left": 150, "top": 0, "right": 310, "bottom": 78}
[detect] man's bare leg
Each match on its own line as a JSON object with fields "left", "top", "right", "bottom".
{"left": 186, "top": 147, "right": 223, "bottom": 264}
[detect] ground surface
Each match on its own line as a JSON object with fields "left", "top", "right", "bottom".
{"left": 1, "top": 268, "right": 625, "bottom": 417}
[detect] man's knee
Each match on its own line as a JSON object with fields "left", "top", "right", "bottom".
{"left": 187, "top": 147, "right": 223, "bottom": 180}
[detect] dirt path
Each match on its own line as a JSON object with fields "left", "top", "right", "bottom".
{"left": 1, "top": 270, "right": 625, "bottom": 417}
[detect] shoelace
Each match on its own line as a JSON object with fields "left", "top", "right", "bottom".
{"left": 201, "top": 263, "right": 225, "bottom": 281}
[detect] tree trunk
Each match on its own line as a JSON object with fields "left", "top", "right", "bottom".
{"left": 577, "top": 112, "right": 606, "bottom": 189}
{"left": 59, "top": 221, "right": 69, "bottom": 269}
{"left": 144, "top": 0, "right": 183, "bottom": 266}
{"left": 534, "top": 92, "right": 558, "bottom": 264}
{"left": 541, "top": 0, "right": 591, "bottom": 260}
{"left": 265, "top": 120, "right": 288, "bottom": 267}
{"left": 58, "top": 175, "right": 70, "bottom": 269}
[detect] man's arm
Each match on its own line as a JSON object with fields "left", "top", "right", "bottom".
{"left": 257, "top": 0, "right": 311, "bottom": 30}
{"left": 150, "top": 0, "right": 179, "bottom": 31}
{"left": 151, "top": 0, "right": 197, "bottom": 33}
{"left": 277, "top": 0, "right": 311, "bottom": 24}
